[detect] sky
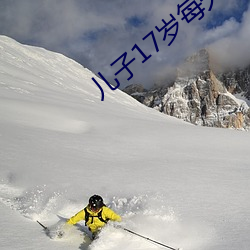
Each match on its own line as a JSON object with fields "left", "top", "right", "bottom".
{"left": 0, "top": 0, "right": 250, "bottom": 89}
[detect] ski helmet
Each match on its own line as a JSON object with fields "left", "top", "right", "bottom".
{"left": 89, "top": 195, "right": 104, "bottom": 210}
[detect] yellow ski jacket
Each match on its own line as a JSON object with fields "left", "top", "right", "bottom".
{"left": 67, "top": 206, "right": 121, "bottom": 233}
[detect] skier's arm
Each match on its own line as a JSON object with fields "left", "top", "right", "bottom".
{"left": 104, "top": 207, "right": 122, "bottom": 222}
{"left": 67, "top": 209, "right": 85, "bottom": 225}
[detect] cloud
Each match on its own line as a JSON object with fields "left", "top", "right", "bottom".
{"left": 212, "top": 0, "right": 239, "bottom": 12}
{"left": 201, "top": 17, "right": 240, "bottom": 45}
{"left": 0, "top": 0, "right": 249, "bottom": 88}
{"left": 208, "top": 3, "right": 250, "bottom": 69}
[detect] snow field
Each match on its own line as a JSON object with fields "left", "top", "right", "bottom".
{"left": 0, "top": 36, "right": 250, "bottom": 250}
{"left": 0, "top": 178, "right": 214, "bottom": 250}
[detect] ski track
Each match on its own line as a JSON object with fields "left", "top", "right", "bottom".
{"left": 0, "top": 181, "right": 213, "bottom": 250}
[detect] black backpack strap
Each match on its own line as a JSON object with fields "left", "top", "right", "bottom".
{"left": 97, "top": 209, "right": 109, "bottom": 224}
{"left": 84, "top": 206, "right": 109, "bottom": 225}
{"left": 84, "top": 207, "right": 90, "bottom": 226}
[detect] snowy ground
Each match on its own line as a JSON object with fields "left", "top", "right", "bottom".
{"left": 0, "top": 36, "right": 250, "bottom": 250}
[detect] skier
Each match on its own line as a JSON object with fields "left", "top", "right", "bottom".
{"left": 66, "top": 194, "right": 121, "bottom": 239}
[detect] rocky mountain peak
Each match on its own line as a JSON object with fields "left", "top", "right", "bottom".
{"left": 123, "top": 49, "right": 250, "bottom": 130}
{"left": 177, "top": 48, "right": 210, "bottom": 78}
{"left": 217, "top": 66, "right": 250, "bottom": 100}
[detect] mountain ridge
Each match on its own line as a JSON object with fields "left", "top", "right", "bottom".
{"left": 123, "top": 49, "right": 250, "bottom": 130}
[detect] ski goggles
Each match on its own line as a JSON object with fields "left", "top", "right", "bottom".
{"left": 89, "top": 205, "right": 101, "bottom": 212}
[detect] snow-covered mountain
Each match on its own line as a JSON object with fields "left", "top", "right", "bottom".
{"left": 124, "top": 49, "right": 250, "bottom": 130}
{"left": 217, "top": 65, "right": 250, "bottom": 100}
{"left": 0, "top": 36, "right": 250, "bottom": 250}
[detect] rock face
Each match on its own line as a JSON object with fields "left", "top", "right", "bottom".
{"left": 123, "top": 49, "right": 250, "bottom": 130}
{"left": 217, "top": 66, "right": 250, "bottom": 100}
{"left": 123, "top": 84, "right": 147, "bottom": 103}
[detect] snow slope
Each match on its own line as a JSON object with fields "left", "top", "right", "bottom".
{"left": 0, "top": 36, "right": 250, "bottom": 250}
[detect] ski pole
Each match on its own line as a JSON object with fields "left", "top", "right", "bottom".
{"left": 122, "top": 227, "right": 180, "bottom": 250}
{"left": 37, "top": 220, "right": 48, "bottom": 231}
